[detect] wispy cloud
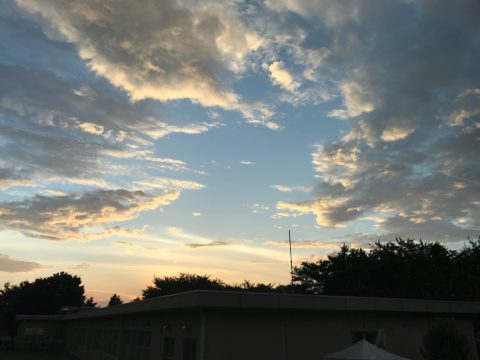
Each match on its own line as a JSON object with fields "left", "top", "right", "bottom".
{"left": 134, "top": 178, "right": 205, "bottom": 191}
{"left": 72, "top": 262, "right": 91, "bottom": 270}
{"left": 0, "top": 253, "right": 44, "bottom": 272}
{"left": 0, "top": 189, "right": 179, "bottom": 241}
{"left": 186, "top": 240, "right": 230, "bottom": 249}
{"left": 271, "top": 184, "right": 310, "bottom": 193}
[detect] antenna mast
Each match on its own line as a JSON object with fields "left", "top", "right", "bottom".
{"left": 289, "top": 230, "right": 294, "bottom": 294}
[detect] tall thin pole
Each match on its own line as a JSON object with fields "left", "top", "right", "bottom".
{"left": 289, "top": 230, "right": 294, "bottom": 294}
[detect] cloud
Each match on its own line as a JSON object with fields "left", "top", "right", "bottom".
{"left": 250, "top": 203, "right": 270, "bottom": 214}
{"left": 267, "top": 240, "right": 346, "bottom": 250}
{"left": 0, "top": 167, "right": 33, "bottom": 188}
{"left": 239, "top": 160, "right": 254, "bottom": 166}
{"left": 381, "top": 127, "right": 415, "bottom": 142}
{"left": 166, "top": 227, "right": 183, "bottom": 236}
{"left": 135, "top": 178, "right": 204, "bottom": 191}
{"left": 72, "top": 262, "right": 91, "bottom": 270}
{"left": 271, "top": 184, "right": 310, "bottom": 193}
{"left": 0, "top": 253, "right": 43, "bottom": 272}
{"left": 273, "top": 0, "right": 480, "bottom": 242}
{"left": 111, "top": 241, "right": 136, "bottom": 248}
{"left": 0, "top": 64, "right": 218, "bottom": 191}
{"left": 186, "top": 240, "right": 230, "bottom": 248}
{"left": 0, "top": 189, "right": 179, "bottom": 241}
{"left": 14, "top": 0, "right": 278, "bottom": 128}
{"left": 192, "top": 212, "right": 202, "bottom": 217}
{"left": 328, "top": 80, "right": 375, "bottom": 119}
{"left": 266, "top": 61, "right": 300, "bottom": 93}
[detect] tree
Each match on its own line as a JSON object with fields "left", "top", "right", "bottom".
{"left": 84, "top": 296, "right": 98, "bottom": 308}
{"left": 421, "top": 319, "right": 471, "bottom": 360}
{"left": 142, "top": 273, "right": 228, "bottom": 299}
{"left": 108, "top": 293, "right": 123, "bottom": 306}
{"left": 293, "top": 238, "right": 480, "bottom": 300}
{"left": 232, "top": 280, "right": 277, "bottom": 293}
{"left": 0, "top": 272, "right": 85, "bottom": 336}
{"left": 141, "top": 273, "right": 288, "bottom": 299}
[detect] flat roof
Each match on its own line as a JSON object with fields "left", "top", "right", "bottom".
{"left": 61, "top": 291, "right": 480, "bottom": 320}
{"left": 17, "top": 315, "right": 64, "bottom": 321}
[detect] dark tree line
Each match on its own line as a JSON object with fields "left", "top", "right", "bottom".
{"left": 293, "top": 237, "right": 480, "bottom": 300}
{"left": 0, "top": 272, "right": 86, "bottom": 336}
{"left": 141, "top": 273, "right": 279, "bottom": 299}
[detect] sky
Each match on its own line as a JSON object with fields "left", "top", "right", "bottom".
{"left": 0, "top": 0, "right": 479, "bottom": 303}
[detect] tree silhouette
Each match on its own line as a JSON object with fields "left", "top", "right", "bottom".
{"left": 0, "top": 272, "right": 85, "bottom": 336}
{"left": 293, "top": 237, "right": 480, "bottom": 300}
{"left": 84, "top": 296, "right": 98, "bottom": 308}
{"left": 142, "top": 273, "right": 226, "bottom": 299}
{"left": 108, "top": 293, "right": 123, "bottom": 306}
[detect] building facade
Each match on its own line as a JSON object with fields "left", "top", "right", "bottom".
{"left": 16, "top": 290, "right": 480, "bottom": 360}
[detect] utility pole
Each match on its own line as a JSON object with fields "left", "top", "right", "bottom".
{"left": 289, "top": 230, "right": 294, "bottom": 294}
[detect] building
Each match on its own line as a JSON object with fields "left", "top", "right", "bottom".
{"left": 16, "top": 290, "right": 480, "bottom": 360}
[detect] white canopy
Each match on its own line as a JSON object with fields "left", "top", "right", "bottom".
{"left": 324, "top": 339, "right": 411, "bottom": 360}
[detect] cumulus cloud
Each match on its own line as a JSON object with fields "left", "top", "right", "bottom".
{"left": 328, "top": 80, "right": 375, "bottom": 119}
{"left": 0, "top": 254, "right": 43, "bottom": 272}
{"left": 275, "top": 0, "right": 480, "bottom": 242}
{"left": 381, "top": 127, "right": 415, "bottom": 142}
{"left": 266, "top": 61, "right": 300, "bottom": 93}
{"left": 14, "top": 0, "right": 277, "bottom": 127}
{"left": 0, "top": 189, "right": 179, "bottom": 241}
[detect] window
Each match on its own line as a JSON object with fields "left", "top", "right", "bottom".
{"left": 183, "top": 338, "right": 196, "bottom": 360}
{"left": 163, "top": 337, "right": 175, "bottom": 360}
{"left": 24, "top": 327, "right": 45, "bottom": 336}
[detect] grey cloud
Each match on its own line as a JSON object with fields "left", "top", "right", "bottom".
{"left": 0, "top": 167, "right": 33, "bottom": 188}
{"left": 186, "top": 240, "right": 230, "bottom": 248}
{"left": 276, "top": 0, "right": 480, "bottom": 242}
{"left": 0, "top": 189, "right": 179, "bottom": 241}
{"left": 13, "top": 0, "right": 273, "bottom": 125}
{"left": 0, "top": 64, "right": 214, "bottom": 187}
{"left": 0, "top": 253, "right": 43, "bottom": 272}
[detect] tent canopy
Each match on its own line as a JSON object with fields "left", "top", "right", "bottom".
{"left": 324, "top": 339, "right": 411, "bottom": 360}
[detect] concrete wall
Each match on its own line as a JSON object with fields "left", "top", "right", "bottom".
{"left": 61, "top": 307, "right": 478, "bottom": 360}
{"left": 204, "top": 309, "right": 478, "bottom": 360}
{"left": 64, "top": 309, "right": 203, "bottom": 360}
{"left": 16, "top": 319, "right": 65, "bottom": 350}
